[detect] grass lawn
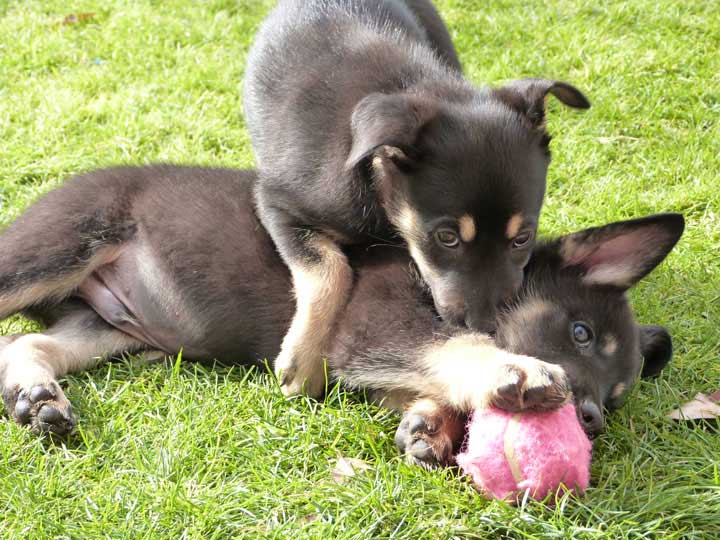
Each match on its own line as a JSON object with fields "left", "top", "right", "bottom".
{"left": 1, "top": 0, "right": 719, "bottom": 538}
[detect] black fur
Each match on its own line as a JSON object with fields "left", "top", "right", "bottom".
{"left": 0, "top": 166, "right": 682, "bottom": 442}
{"left": 244, "top": 0, "right": 590, "bottom": 336}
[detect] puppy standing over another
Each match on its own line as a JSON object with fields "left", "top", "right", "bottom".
{"left": 243, "top": 0, "right": 591, "bottom": 396}
{"left": 0, "top": 166, "right": 682, "bottom": 471}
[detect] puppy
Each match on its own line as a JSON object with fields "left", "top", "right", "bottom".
{"left": 243, "top": 0, "right": 590, "bottom": 396}
{"left": 0, "top": 166, "right": 682, "bottom": 471}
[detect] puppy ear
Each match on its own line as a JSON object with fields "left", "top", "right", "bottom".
{"left": 345, "top": 93, "right": 436, "bottom": 170}
{"left": 559, "top": 213, "right": 685, "bottom": 290}
{"left": 639, "top": 325, "right": 673, "bottom": 378}
{"left": 493, "top": 78, "right": 590, "bottom": 128}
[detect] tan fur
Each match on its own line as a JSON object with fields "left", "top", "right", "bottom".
{"left": 0, "top": 246, "right": 122, "bottom": 319}
{"left": 603, "top": 335, "right": 619, "bottom": 355}
{"left": 371, "top": 146, "right": 408, "bottom": 177}
{"left": 407, "top": 397, "right": 443, "bottom": 416}
{"left": 394, "top": 203, "right": 424, "bottom": 245}
{"left": 506, "top": 213, "right": 524, "bottom": 239}
{"left": 0, "top": 312, "right": 141, "bottom": 397}
{"left": 393, "top": 202, "right": 440, "bottom": 288}
{"left": 276, "top": 235, "right": 352, "bottom": 397}
{"left": 581, "top": 265, "right": 635, "bottom": 288}
{"left": 458, "top": 214, "right": 477, "bottom": 243}
{"left": 418, "top": 333, "right": 568, "bottom": 412}
{"left": 559, "top": 235, "right": 588, "bottom": 264}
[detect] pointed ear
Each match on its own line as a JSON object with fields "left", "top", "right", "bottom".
{"left": 493, "top": 78, "right": 590, "bottom": 128}
{"left": 639, "top": 325, "right": 673, "bottom": 378}
{"left": 345, "top": 93, "right": 437, "bottom": 170}
{"left": 559, "top": 213, "right": 685, "bottom": 289}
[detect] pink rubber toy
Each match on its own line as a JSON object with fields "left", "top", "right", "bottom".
{"left": 456, "top": 404, "right": 592, "bottom": 502}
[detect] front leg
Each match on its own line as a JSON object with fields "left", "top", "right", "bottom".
{"left": 260, "top": 208, "right": 352, "bottom": 397}
{"left": 418, "top": 334, "right": 571, "bottom": 413}
{"left": 339, "top": 333, "right": 571, "bottom": 415}
{"left": 394, "top": 398, "right": 466, "bottom": 469}
{"left": 392, "top": 336, "right": 572, "bottom": 469}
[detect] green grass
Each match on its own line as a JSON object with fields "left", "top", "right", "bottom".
{"left": 1, "top": 0, "right": 719, "bottom": 538}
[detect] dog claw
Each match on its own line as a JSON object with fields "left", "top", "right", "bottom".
{"left": 491, "top": 362, "right": 571, "bottom": 412}
{"left": 395, "top": 404, "right": 466, "bottom": 469}
{"left": 408, "top": 413, "right": 433, "bottom": 435}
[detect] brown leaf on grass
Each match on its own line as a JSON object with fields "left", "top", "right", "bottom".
{"left": 302, "top": 513, "right": 319, "bottom": 524}
{"left": 58, "top": 13, "right": 96, "bottom": 26}
{"left": 330, "top": 454, "right": 371, "bottom": 484}
{"left": 667, "top": 392, "right": 720, "bottom": 421}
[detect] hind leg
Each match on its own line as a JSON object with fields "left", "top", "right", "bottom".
{"left": 0, "top": 303, "right": 145, "bottom": 436}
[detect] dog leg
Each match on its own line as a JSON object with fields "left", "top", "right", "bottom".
{"left": 394, "top": 398, "right": 466, "bottom": 469}
{"left": 258, "top": 206, "right": 352, "bottom": 397}
{"left": 338, "top": 332, "right": 571, "bottom": 414}
{"left": 0, "top": 305, "right": 144, "bottom": 436}
{"left": 0, "top": 180, "right": 131, "bottom": 321}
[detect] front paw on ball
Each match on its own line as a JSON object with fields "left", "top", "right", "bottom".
{"left": 491, "top": 360, "right": 571, "bottom": 412}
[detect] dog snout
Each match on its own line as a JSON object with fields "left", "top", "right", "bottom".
{"left": 435, "top": 300, "right": 466, "bottom": 326}
{"left": 464, "top": 311, "right": 496, "bottom": 334}
{"left": 577, "top": 401, "right": 604, "bottom": 438}
{"left": 463, "top": 298, "right": 498, "bottom": 333}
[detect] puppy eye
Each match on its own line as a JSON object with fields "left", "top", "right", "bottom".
{"left": 436, "top": 229, "right": 459, "bottom": 248}
{"left": 572, "top": 322, "right": 594, "bottom": 346}
{"left": 512, "top": 230, "right": 534, "bottom": 249}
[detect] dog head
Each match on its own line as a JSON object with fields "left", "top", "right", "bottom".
{"left": 494, "top": 213, "right": 684, "bottom": 437}
{"left": 346, "top": 79, "right": 590, "bottom": 332}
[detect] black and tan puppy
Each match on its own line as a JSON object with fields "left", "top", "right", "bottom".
{"left": 0, "top": 166, "right": 682, "bottom": 469}
{"left": 243, "top": 0, "right": 590, "bottom": 396}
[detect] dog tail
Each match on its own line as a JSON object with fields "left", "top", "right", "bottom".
{"left": 0, "top": 168, "right": 138, "bottom": 320}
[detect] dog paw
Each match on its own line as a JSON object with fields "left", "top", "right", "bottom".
{"left": 395, "top": 400, "right": 466, "bottom": 469}
{"left": 3, "top": 381, "right": 76, "bottom": 437}
{"left": 490, "top": 359, "right": 570, "bottom": 412}
{"left": 275, "top": 354, "right": 326, "bottom": 398}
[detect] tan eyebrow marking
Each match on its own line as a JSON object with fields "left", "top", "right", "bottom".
{"left": 458, "top": 214, "right": 476, "bottom": 243}
{"left": 506, "top": 213, "right": 524, "bottom": 239}
{"left": 603, "top": 335, "right": 618, "bottom": 355}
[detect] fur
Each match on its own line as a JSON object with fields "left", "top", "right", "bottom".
{"left": 0, "top": 166, "right": 682, "bottom": 468}
{"left": 243, "top": 0, "right": 590, "bottom": 394}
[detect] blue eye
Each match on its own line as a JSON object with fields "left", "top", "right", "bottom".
{"left": 572, "top": 322, "right": 593, "bottom": 346}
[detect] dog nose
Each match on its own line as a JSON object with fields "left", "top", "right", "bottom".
{"left": 578, "top": 401, "right": 604, "bottom": 438}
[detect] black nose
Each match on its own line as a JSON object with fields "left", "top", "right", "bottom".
{"left": 578, "top": 401, "right": 604, "bottom": 438}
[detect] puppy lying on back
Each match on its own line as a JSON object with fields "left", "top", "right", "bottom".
{"left": 244, "top": 0, "right": 590, "bottom": 396}
{"left": 0, "top": 166, "right": 682, "bottom": 469}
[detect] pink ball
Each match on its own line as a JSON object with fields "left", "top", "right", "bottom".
{"left": 456, "top": 404, "right": 592, "bottom": 502}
